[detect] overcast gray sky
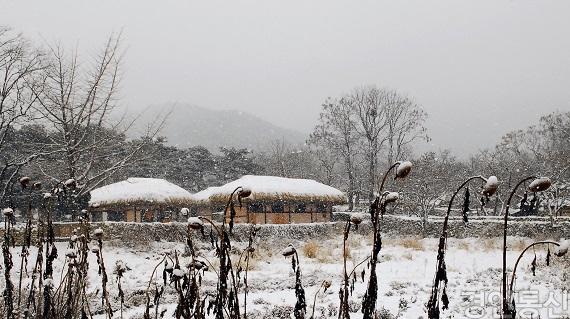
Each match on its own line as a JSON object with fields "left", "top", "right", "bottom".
{"left": 2, "top": 0, "right": 569, "bottom": 155}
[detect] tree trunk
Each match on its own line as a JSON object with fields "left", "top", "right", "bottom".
{"left": 368, "top": 142, "right": 377, "bottom": 203}
{"left": 345, "top": 157, "right": 355, "bottom": 211}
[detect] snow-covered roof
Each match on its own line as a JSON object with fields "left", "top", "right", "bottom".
{"left": 192, "top": 186, "right": 220, "bottom": 202}
{"left": 207, "top": 175, "right": 346, "bottom": 204}
{"left": 89, "top": 178, "right": 194, "bottom": 207}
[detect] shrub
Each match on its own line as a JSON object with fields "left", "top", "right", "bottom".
{"left": 303, "top": 240, "right": 319, "bottom": 259}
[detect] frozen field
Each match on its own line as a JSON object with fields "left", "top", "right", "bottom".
{"left": 6, "top": 233, "right": 569, "bottom": 319}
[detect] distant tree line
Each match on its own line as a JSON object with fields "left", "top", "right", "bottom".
{"left": 1, "top": 25, "right": 568, "bottom": 221}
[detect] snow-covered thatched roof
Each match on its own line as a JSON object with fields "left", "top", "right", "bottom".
{"left": 89, "top": 178, "right": 195, "bottom": 207}
{"left": 192, "top": 187, "right": 220, "bottom": 203}
{"left": 207, "top": 175, "right": 346, "bottom": 204}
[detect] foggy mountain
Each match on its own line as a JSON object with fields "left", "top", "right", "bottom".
{"left": 143, "top": 104, "right": 308, "bottom": 151}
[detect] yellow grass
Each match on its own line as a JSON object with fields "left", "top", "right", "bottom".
{"left": 482, "top": 238, "right": 500, "bottom": 252}
{"left": 457, "top": 240, "right": 471, "bottom": 251}
{"left": 399, "top": 237, "right": 424, "bottom": 251}
{"left": 303, "top": 240, "right": 319, "bottom": 259}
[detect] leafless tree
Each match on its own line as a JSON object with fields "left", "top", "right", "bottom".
{"left": 309, "top": 145, "right": 338, "bottom": 186}
{"left": 0, "top": 27, "right": 44, "bottom": 202}
{"left": 383, "top": 90, "right": 428, "bottom": 167}
{"left": 350, "top": 87, "right": 388, "bottom": 202}
{"left": 401, "top": 150, "right": 466, "bottom": 231}
{"left": 349, "top": 86, "right": 428, "bottom": 202}
{"left": 309, "top": 97, "right": 359, "bottom": 210}
{"left": 256, "top": 139, "right": 323, "bottom": 181}
{"left": 537, "top": 112, "right": 570, "bottom": 175}
{"left": 31, "top": 33, "right": 163, "bottom": 196}
{"left": 266, "top": 138, "right": 289, "bottom": 177}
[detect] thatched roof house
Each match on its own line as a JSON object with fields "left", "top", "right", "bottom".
{"left": 206, "top": 175, "right": 346, "bottom": 224}
{"left": 88, "top": 178, "right": 195, "bottom": 222}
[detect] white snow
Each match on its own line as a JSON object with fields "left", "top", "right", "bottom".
{"left": 89, "top": 177, "right": 194, "bottom": 206}
{"left": 486, "top": 175, "right": 498, "bottom": 187}
{"left": 172, "top": 268, "right": 185, "bottom": 278}
{"left": 192, "top": 186, "right": 220, "bottom": 202}
{"left": 5, "top": 235, "right": 566, "bottom": 319}
{"left": 554, "top": 239, "right": 569, "bottom": 256}
{"left": 396, "top": 161, "right": 412, "bottom": 177}
{"left": 281, "top": 244, "right": 296, "bottom": 257}
{"left": 64, "top": 178, "right": 76, "bottom": 187}
{"left": 65, "top": 248, "right": 76, "bottom": 258}
{"left": 528, "top": 177, "right": 552, "bottom": 192}
{"left": 205, "top": 175, "right": 346, "bottom": 201}
{"left": 384, "top": 192, "right": 399, "bottom": 203}
{"left": 349, "top": 212, "right": 365, "bottom": 224}
{"left": 187, "top": 217, "right": 204, "bottom": 228}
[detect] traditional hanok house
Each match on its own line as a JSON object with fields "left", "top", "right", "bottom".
{"left": 88, "top": 178, "right": 195, "bottom": 222}
{"left": 206, "top": 175, "right": 346, "bottom": 224}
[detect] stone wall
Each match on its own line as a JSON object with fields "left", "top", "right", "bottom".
{"left": 1, "top": 215, "right": 568, "bottom": 245}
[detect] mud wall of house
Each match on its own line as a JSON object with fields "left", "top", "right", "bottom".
{"left": 221, "top": 201, "right": 333, "bottom": 224}
{"left": 89, "top": 204, "right": 215, "bottom": 223}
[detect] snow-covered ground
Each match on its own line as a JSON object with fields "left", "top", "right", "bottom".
{"left": 6, "top": 234, "right": 569, "bottom": 318}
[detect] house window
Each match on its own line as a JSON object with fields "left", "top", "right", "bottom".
{"left": 248, "top": 202, "right": 264, "bottom": 213}
{"left": 316, "top": 203, "right": 327, "bottom": 213}
{"left": 91, "top": 212, "right": 104, "bottom": 222}
{"left": 271, "top": 201, "right": 284, "bottom": 213}
{"left": 107, "top": 211, "right": 124, "bottom": 222}
{"left": 295, "top": 203, "right": 306, "bottom": 213}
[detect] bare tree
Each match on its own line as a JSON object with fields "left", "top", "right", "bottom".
{"left": 383, "top": 90, "right": 429, "bottom": 166}
{"left": 401, "top": 150, "right": 466, "bottom": 231}
{"left": 309, "top": 97, "right": 359, "bottom": 210}
{"left": 537, "top": 112, "right": 570, "bottom": 175}
{"left": 350, "top": 86, "right": 429, "bottom": 202}
{"left": 31, "top": 33, "right": 162, "bottom": 196}
{"left": 255, "top": 139, "right": 323, "bottom": 181}
{"left": 266, "top": 139, "right": 289, "bottom": 177}
{"left": 309, "top": 144, "right": 338, "bottom": 186}
{"left": 0, "top": 27, "right": 44, "bottom": 202}
{"left": 350, "top": 87, "right": 388, "bottom": 202}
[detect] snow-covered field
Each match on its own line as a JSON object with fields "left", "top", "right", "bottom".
{"left": 7, "top": 233, "right": 569, "bottom": 318}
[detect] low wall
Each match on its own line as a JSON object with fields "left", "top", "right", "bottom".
{"left": 1, "top": 215, "right": 568, "bottom": 245}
